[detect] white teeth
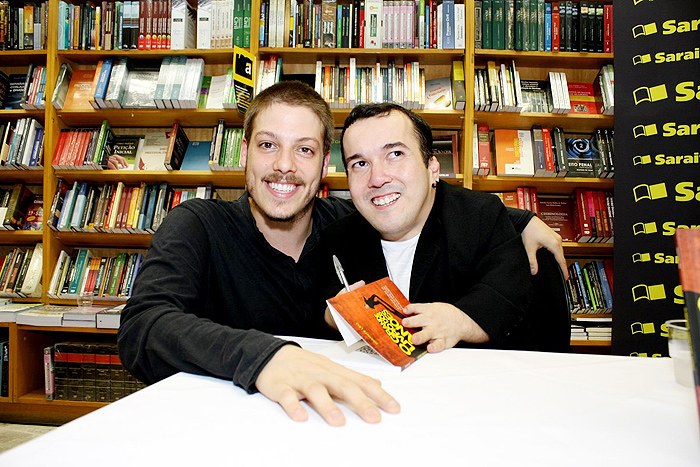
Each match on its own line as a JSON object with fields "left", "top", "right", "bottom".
{"left": 372, "top": 193, "right": 400, "bottom": 206}
{"left": 268, "top": 182, "right": 296, "bottom": 193}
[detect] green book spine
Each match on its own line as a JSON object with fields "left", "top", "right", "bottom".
{"left": 482, "top": 0, "right": 493, "bottom": 49}
{"left": 492, "top": 0, "right": 505, "bottom": 50}
{"left": 514, "top": 0, "right": 525, "bottom": 50}
{"left": 528, "top": 0, "right": 537, "bottom": 51}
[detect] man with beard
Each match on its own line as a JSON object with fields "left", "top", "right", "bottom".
{"left": 119, "top": 82, "right": 565, "bottom": 426}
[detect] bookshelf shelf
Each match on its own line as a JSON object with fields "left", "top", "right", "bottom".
{"left": 54, "top": 169, "right": 246, "bottom": 187}
{"left": 0, "top": 50, "right": 46, "bottom": 66}
{"left": 16, "top": 325, "right": 118, "bottom": 334}
{"left": 0, "top": 109, "right": 45, "bottom": 119}
{"left": 19, "top": 389, "right": 109, "bottom": 408}
{"left": 56, "top": 109, "right": 245, "bottom": 128}
{"left": 570, "top": 339, "right": 612, "bottom": 347}
{"left": 58, "top": 49, "right": 236, "bottom": 65}
{"left": 259, "top": 47, "right": 464, "bottom": 66}
{"left": 0, "top": 169, "right": 45, "bottom": 183}
{"left": 563, "top": 242, "right": 614, "bottom": 256}
{"left": 474, "top": 111, "right": 613, "bottom": 134}
{"left": 53, "top": 232, "right": 152, "bottom": 248}
{"left": 472, "top": 176, "right": 614, "bottom": 194}
{"left": 49, "top": 298, "right": 126, "bottom": 307}
{"left": 330, "top": 109, "right": 464, "bottom": 129}
{"left": 475, "top": 49, "right": 614, "bottom": 69}
{"left": 0, "top": 230, "right": 43, "bottom": 245}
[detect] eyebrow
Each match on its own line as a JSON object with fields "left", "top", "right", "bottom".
{"left": 345, "top": 141, "right": 408, "bottom": 165}
{"left": 254, "top": 131, "right": 320, "bottom": 146}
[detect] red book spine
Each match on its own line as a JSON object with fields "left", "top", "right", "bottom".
{"left": 530, "top": 187, "right": 539, "bottom": 217}
{"left": 516, "top": 187, "right": 525, "bottom": 210}
{"left": 572, "top": 188, "right": 592, "bottom": 242}
{"left": 52, "top": 131, "right": 69, "bottom": 166}
{"left": 138, "top": 0, "right": 146, "bottom": 49}
{"left": 541, "top": 127, "right": 555, "bottom": 174}
{"left": 359, "top": 7, "right": 364, "bottom": 48}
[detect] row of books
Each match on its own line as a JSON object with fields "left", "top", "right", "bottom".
{"left": 0, "top": 183, "right": 42, "bottom": 231}
{"left": 494, "top": 187, "right": 614, "bottom": 244}
{"left": 0, "top": 1, "right": 48, "bottom": 50}
{"left": 0, "top": 244, "right": 43, "bottom": 298}
{"left": 57, "top": 0, "right": 251, "bottom": 51}
{"left": 53, "top": 58, "right": 238, "bottom": 111}
{"left": 474, "top": 125, "right": 615, "bottom": 179}
{"left": 570, "top": 317, "right": 612, "bottom": 341}
{"left": 0, "top": 65, "right": 46, "bottom": 110}
{"left": 0, "top": 117, "right": 45, "bottom": 170}
{"left": 474, "top": 61, "right": 614, "bottom": 115}
{"left": 262, "top": 0, "right": 465, "bottom": 50}
{"left": 0, "top": 302, "right": 123, "bottom": 329}
{"left": 314, "top": 59, "right": 426, "bottom": 110}
{"left": 48, "top": 249, "right": 145, "bottom": 301}
{"left": 566, "top": 259, "right": 613, "bottom": 314}
{"left": 45, "top": 341, "right": 144, "bottom": 402}
{"left": 475, "top": 0, "right": 613, "bottom": 53}
{"left": 49, "top": 179, "right": 213, "bottom": 234}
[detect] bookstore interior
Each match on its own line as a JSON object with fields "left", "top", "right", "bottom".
{"left": 0, "top": 0, "right": 697, "bottom": 436}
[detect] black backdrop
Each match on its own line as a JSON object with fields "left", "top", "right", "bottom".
{"left": 612, "top": 0, "right": 700, "bottom": 356}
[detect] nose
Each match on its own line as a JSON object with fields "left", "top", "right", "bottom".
{"left": 272, "top": 146, "right": 296, "bottom": 174}
{"left": 368, "top": 161, "right": 392, "bottom": 188}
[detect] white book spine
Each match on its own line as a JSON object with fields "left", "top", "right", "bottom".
{"left": 197, "top": 0, "right": 212, "bottom": 49}
{"left": 455, "top": 3, "right": 465, "bottom": 49}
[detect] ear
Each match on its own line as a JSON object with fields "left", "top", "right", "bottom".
{"left": 321, "top": 150, "right": 331, "bottom": 179}
{"left": 428, "top": 156, "right": 440, "bottom": 185}
{"left": 240, "top": 138, "right": 249, "bottom": 168}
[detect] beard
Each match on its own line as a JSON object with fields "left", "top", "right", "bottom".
{"left": 247, "top": 171, "right": 323, "bottom": 224}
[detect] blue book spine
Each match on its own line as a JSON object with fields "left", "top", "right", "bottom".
{"left": 594, "top": 261, "right": 613, "bottom": 309}
{"left": 573, "top": 261, "right": 591, "bottom": 309}
{"left": 443, "top": 1, "right": 455, "bottom": 49}
{"left": 545, "top": 2, "right": 551, "bottom": 51}
{"left": 94, "top": 58, "right": 114, "bottom": 104}
{"left": 70, "top": 182, "right": 89, "bottom": 229}
{"left": 29, "top": 127, "right": 44, "bottom": 167}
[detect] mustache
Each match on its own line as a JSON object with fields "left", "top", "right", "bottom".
{"left": 263, "top": 174, "right": 304, "bottom": 185}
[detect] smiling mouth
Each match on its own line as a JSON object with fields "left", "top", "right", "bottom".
{"left": 266, "top": 181, "right": 299, "bottom": 194}
{"left": 372, "top": 193, "right": 400, "bottom": 207}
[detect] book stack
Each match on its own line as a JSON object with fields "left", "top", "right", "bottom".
{"left": 0, "top": 1, "right": 48, "bottom": 50}
{"left": 261, "top": 0, "right": 465, "bottom": 50}
{"left": 566, "top": 260, "right": 613, "bottom": 314}
{"left": 475, "top": 1, "right": 613, "bottom": 53}
{"left": 0, "top": 244, "right": 43, "bottom": 298}
{"left": 96, "top": 303, "right": 125, "bottom": 329}
{"left": 0, "top": 183, "right": 41, "bottom": 230}
{"left": 314, "top": 59, "right": 425, "bottom": 110}
{"left": 48, "top": 249, "right": 145, "bottom": 300}
{"left": 48, "top": 179, "right": 212, "bottom": 234}
{"left": 570, "top": 316, "right": 613, "bottom": 341}
{"left": 481, "top": 126, "right": 614, "bottom": 179}
{"left": 16, "top": 304, "right": 67, "bottom": 326}
{"left": 0, "top": 302, "right": 41, "bottom": 323}
{"left": 47, "top": 342, "right": 145, "bottom": 402}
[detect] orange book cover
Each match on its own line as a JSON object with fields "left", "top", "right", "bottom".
{"left": 63, "top": 70, "right": 97, "bottom": 110}
{"left": 675, "top": 229, "right": 700, "bottom": 419}
{"left": 326, "top": 277, "right": 428, "bottom": 370}
{"left": 493, "top": 129, "right": 518, "bottom": 176}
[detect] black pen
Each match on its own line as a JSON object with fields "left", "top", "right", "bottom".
{"left": 332, "top": 255, "right": 351, "bottom": 292}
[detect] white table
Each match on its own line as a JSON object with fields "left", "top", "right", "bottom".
{"left": 2, "top": 338, "right": 698, "bottom": 466}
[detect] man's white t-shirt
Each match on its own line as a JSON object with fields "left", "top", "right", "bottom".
{"left": 381, "top": 234, "right": 421, "bottom": 299}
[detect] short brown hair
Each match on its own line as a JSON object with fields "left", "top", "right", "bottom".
{"left": 244, "top": 81, "right": 334, "bottom": 155}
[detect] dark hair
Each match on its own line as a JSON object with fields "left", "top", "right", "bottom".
{"left": 244, "top": 81, "right": 334, "bottom": 155}
{"left": 340, "top": 103, "right": 433, "bottom": 169}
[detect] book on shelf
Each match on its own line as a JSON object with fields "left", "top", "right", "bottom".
{"left": 96, "top": 303, "right": 126, "bottom": 329}
{"left": 567, "top": 82, "right": 598, "bottom": 114}
{"left": 44, "top": 346, "right": 55, "bottom": 401}
{"left": 135, "top": 131, "right": 170, "bottom": 170}
{"left": 0, "top": 301, "right": 36, "bottom": 322}
{"left": 62, "top": 69, "right": 96, "bottom": 110}
{"left": 16, "top": 305, "right": 68, "bottom": 327}
{"left": 180, "top": 141, "right": 212, "bottom": 171}
{"left": 0, "top": 337, "right": 7, "bottom": 397}
{"left": 4, "top": 73, "right": 28, "bottom": 109}
{"left": 537, "top": 194, "right": 575, "bottom": 242}
{"left": 326, "top": 277, "right": 428, "bottom": 371}
{"left": 233, "top": 46, "right": 255, "bottom": 115}
{"left": 62, "top": 305, "right": 110, "bottom": 328}
{"left": 425, "top": 77, "right": 453, "bottom": 110}
{"left": 493, "top": 129, "right": 534, "bottom": 177}
{"left": 432, "top": 132, "right": 460, "bottom": 177}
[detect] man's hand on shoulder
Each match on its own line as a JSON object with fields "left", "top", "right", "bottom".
{"left": 255, "top": 345, "right": 400, "bottom": 426}
{"left": 521, "top": 216, "right": 569, "bottom": 279}
{"left": 402, "top": 302, "right": 489, "bottom": 353}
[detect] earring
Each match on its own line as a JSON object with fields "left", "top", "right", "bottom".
{"left": 431, "top": 182, "right": 437, "bottom": 188}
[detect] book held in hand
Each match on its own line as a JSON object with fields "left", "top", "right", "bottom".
{"left": 326, "top": 277, "right": 428, "bottom": 371}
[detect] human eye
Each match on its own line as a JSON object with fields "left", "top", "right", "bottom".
{"left": 298, "top": 146, "right": 315, "bottom": 157}
{"left": 258, "top": 141, "right": 275, "bottom": 150}
{"left": 350, "top": 160, "right": 368, "bottom": 170}
{"left": 388, "top": 150, "right": 404, "bottom": 159}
